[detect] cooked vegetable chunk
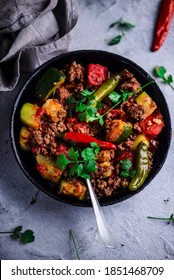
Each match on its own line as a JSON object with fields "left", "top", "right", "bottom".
{"left": 136, "top": 91, "right": 157, "bottom": 119}
{"left": 42, "top": 99, "right": 66, "bottom": 122}
{"left": 98, "top": 162, "right": 113, "bottom": 178}
{"left": 35, "top": 68, "right": 66, "bottom": 100}
{"left": 58, "top": 179, "right": 87, "bottom": 200}
{"left": 19, "top": 126, "right": 31, "bottom": 151}
{"left": 106, "top": 120, "right": 132, "bottom": 143}
{"left": 20, "top": 103, "right": 42, "bottom": 129}
{"left": 36, "top": 154, "right": 62, "bottom": 183}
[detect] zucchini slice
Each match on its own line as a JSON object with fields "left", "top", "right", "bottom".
{"left": 35, "top": 68, "right": 66, "bottom": 101}
{"left": 36, "top": 154, "right": 63, "bottom": 183}
{"left": 107, "top": 120, "right": 132, "bottom": 143}
{"left": 20, "top": 103, "right": 41, "bottom": 129}
{"left": 136, "top": 91, "right": 157, "bottom": 119}
{"left": 58, "top": 179, "right": 87, "bottom": 200}
{"left": 19, "top": 126, "right": 31, "bottom": 151}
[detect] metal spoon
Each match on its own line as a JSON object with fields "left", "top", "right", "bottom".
{"left": 86, "top": 179, "right": 116, "bottom": 248}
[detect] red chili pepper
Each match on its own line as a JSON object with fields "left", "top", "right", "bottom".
{"left": 152, "top": 0, "right": 174, "bottom": 51}
{"left": 59, "top": 132, "right": 116, "bottom": 150}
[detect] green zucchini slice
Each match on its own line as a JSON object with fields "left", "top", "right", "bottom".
{"left": 35, "top": 68, "right": 66, "bottom": 101}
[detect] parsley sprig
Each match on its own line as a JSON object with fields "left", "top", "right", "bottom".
{"left": 109, "top": 18, "right": 135, "bottom": 45}
{"left": 56, "top": 142, "right": 100, "bottom": 179}
{"left": 154, "top": 66, "right": 174, "bottom": 90}
{"left": 0, "top": 226, "right": 35, "bottom": 244}
{"left": 120, "top": 159, "right": 136, "bottom": 179}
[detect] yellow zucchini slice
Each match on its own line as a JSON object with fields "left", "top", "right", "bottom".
{"left": 136, "top": 91, "right": 157, "bottom": 119}
{"left": 20, "top": 103, "right": 41, "bottom": 129}
{"left": 36, "top": 154, "right": 62, "bottom": 183}
{"left": 107, "top": 120, "right": 132, "bottom": 143}
{"left": 58, "top": 179, "right": 87, "bottom": 200}
{"left": 19, "top": 126, "right": 31, "bottom": 151}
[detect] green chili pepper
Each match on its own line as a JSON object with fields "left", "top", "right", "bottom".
{"left": 129, "top": 141, "right": 149, "bottom": 191}
{"left": 93, "top": 73, "right": 121, "bottom": 102}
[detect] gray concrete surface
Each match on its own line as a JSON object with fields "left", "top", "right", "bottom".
{"left": 0, "top": 0, "right": 174, "bottom": 260}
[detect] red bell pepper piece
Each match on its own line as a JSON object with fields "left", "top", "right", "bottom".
{"left": 139, "top": 110, "right": 164, "bottom": 138}
{"left": 60, "top": 131, "right": 116, "bottom": 150}
{"left": 88, "top": 63, "right": 108, "bottom": 86}
{"left": 152, "top": 0, "right": 174, "bottom": 51}
{"left": 116, "top": 151, "right": 135, "bottom": 162}
{"left": 56, "top": 143, "right": 69, "bottom": 157}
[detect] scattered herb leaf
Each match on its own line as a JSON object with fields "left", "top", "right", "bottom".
{"left": 108, "top": 18, "right": 135, "bottom": 45}
{"left": 109, "top": 35, "right": 123, "bottom": 45}
{"left": 154, "top": 66, "right": 174, "bottom": 90}
{"left": 147, "top": 214, "right": 174, "bottom": 224}
{"left": 70, "top": 229, "right": 80, "bottom": 260}
{"left": 0, "top": 226, "right": 35, "bottom": 244}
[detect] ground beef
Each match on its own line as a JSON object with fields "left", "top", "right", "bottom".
{"left": 119, "top": 69, "right": 141, "bottom": 92}
{"left": 29, "top": 115, "right": 67, "bottom": 156}
{"left": 117, "top": 137, "right": 134, "bottom": 151}
{"left": 68, "top": 61, "right": 86, "bottom": 83}
{"left": 121, "top": 98, "right": 145, "bottom": 122}
{"left": 57, "top": 86, "right": 71, "bottom": 105}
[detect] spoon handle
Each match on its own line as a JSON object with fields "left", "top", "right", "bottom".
{"left": 86, "top": 179, "right": 116, "bottom": 248}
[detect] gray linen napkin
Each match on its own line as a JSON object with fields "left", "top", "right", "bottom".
{"left": 0, "top": 0, "right": 79, "bottom": 91}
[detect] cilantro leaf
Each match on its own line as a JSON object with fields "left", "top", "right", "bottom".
{"left": 109, "top": 91, "right": 121, "bottom": 103}
{"left": 129, "top": 170, "right": 136, "bottom": 179}
{"left": 56, "top": 154, "right": 71, "bottom": 170}
{"left": 90, "top": 142, "right": 100, "bottom": 154}
{"left": 154, "top": 66, "right": 166, "bottom": 79}
{"left": 120, "top": 171, "right": 130, "bottom": 178}
{"left": 75, "top": 103, "right": 87, "bottom": 112}
{"left": 166, "top": 74, "right": 173, "bottom": 84}
{"left": 21, "top": 230, "right": 35, "bottom": 244}
{"left": 120, "top": 159, "right": 132, "bottom": 172}
{"left": 154, "top": 66, "right": 174, "bottom": 90}
{"left": 69, "top": 164, "right": 81, "bottom": 177}
{"left": 12, "top": 226, "right": 23, "bottom": 239}
{"left": 99, "top": 116, "right": 104, "bottom": 126}
{"left": 122, "top": 92, "right": 130, "bottom": 101}
{"left": 68, "top": 147, "right": 80, "bottom": 161}
{"left": 84, "top": 159, "right": 97, "bottom": 173}
{"left": 78, "top": 111, "right": 88, "bottom": 121}
{"left": 67, "top": 96, "right": 77, "bottom": 104}
{"left": 109, "top": 34, "right": 123, "bottom": 45}
{"left": 0, "top": 226, "right": 35, "bottom": 244}
{"left": 81, "top": 147, "right": 96, "bottom": 161}
{"left": 81, "top": 89, "right": 95, "bottom": 96}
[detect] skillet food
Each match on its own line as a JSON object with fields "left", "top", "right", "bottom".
{"left": 19, "top": 61, "right": 165, "bottom": 201}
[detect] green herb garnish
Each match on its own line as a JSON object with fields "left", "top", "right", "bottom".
{"left": 120, "top": 159, "right": 136, "bottom": 179}
{"left": 70, "top": 229, "right": 80, "bottom": 260}
{"left": 109, "top": 18, "right": 135, "bottom": 45}
{"left": 154, "top": 66, "right": 174, "bottom": 90}
{"left": 0, "top": 226, "right": 35, "bottom": 244}
{"left": 147, "top": 214, "right": 174, "bottom": 224}
{"left": 56, "top": 142, "right": 100, "bottom": 179}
